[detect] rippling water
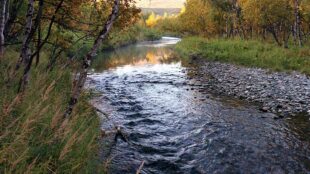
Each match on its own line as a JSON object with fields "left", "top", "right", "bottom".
{"left": 87, "top": 37, "right": 310, "bottom": 174}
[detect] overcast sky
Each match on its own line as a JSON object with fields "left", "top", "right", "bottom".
{"left": 136, "top": 0, "right": 186, "bottom": 8}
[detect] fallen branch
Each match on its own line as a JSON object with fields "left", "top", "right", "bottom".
{"left": 95, "top": 108, "right": 109, "bottom": 119}
{"left": 136, "top": 161, "right": 145, "bottom": 174}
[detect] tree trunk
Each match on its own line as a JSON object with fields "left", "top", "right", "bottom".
{"left": 293, "top": 0, "right": 303, "bottom": 47}
{"left": 30, "top": 0, "right": 64, "bottom": 61}
{"left": 267, "top": 26, "right": 282, "bottom": 46}
{"left": 64, "top": 0, "right": 120, "bottom": 118}
{"left": 283, "top": 31, "right": 290, "bottom": 49}
{"left": 292, "top": 25, "right": 296, "bottom": 44}
{"left": 0, "top": 0, "right": 7, "bottom": 57}
{"left": 18, "top": 0, "right": 44, "bottom": 92}
{"left": 225, "top": 18, "right": 228, "bottom": 38}
{"left": 4, "top": 0, "right": 23, "bottom": 40}
{"left": 4, "top": 0, "right": 9, "bottom": 24}
{"left": 15, "top": 0, "right": 34, "bottom": 71}
{"left": 35, "top": 20, "right": 41, "bottom": 66}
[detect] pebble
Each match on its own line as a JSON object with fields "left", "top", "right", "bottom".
{"left": 194, "top": 60, "right": 310, "bottom": 117}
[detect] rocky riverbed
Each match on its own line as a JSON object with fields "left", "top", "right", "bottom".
{"left": 190, "top": 58, "right": 310, "bottom": 117}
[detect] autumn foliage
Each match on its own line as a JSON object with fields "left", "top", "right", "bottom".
{"left": 153, "top": 0, "right": 310, "bottom": 47}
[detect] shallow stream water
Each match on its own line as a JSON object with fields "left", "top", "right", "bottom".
{"left": 87, "top": 37, "right": 310, "bottom": 174}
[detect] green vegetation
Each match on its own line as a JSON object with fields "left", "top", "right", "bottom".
{"left": 66, "top": 24, "right": 162, "bottom": 55}
{"left": 1, "top": 0, "right": 310, "bottom": 172}
{"left": 176, "top": 37, "right": 310, "bottom": 75}
{"left": 104, "top": 24, "right": 162, "bottom": 49}
{"left": 0, "top": 0, "right": 162, "bottom": 172}
{"left": 142, "top": 0, "right": 310, "bottom": 75}
{"left": 0, "top": 49, "right": 101, "bottom": 173}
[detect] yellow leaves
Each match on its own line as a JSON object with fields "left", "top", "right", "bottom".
{"left": 146, "top": 12, "right": 159, "bottom": 27}
{"left": 145, "top": 10, "right": 181, "bottom": 30}
{"left": 180, "top": 6, "right": 186, "bottom": 14}
{"left": 178, "top": 0, "right": 216, "bottom": 35}
{"left": 240, "top": 0, "right": 294, "bottom": 27}
{"left": 301, "top": 0, "right": 310, "bottom": 15}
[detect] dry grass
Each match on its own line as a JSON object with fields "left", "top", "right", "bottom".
{"left": 0, "top": 49, "right": 101, "bottom": 173}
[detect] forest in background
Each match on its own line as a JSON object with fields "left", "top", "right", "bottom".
{"left": 145, "top": 0, "right": 310, "bottom": 74}
{"left": 153, "top": 0, "right": 310, "bottom": 47}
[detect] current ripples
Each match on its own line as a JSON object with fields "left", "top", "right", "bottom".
{"left": 87, "top": 37, "right": 310, "bottom": 174}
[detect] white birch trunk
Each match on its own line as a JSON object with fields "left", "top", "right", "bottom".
{"left": 294, "top": 0, "right": 303, "bottom": 47}
{"left": 15, "top": 0, "right": 34, "bottom": 69}
{"left": 0, "top": 0, "right": 7, "bottom": 56}
{"left": 64, "top": 0, "right": 120, "bottom": 118}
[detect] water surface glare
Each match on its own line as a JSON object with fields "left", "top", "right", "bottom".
{"left": 88, "top": 37, "right": 310, "bottom": 174}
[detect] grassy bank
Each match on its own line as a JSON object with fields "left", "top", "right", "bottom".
{"left": 175, "top": 37, "right": 310, "bottom": 75}
{"left": 0, "top": 23, "right": 163, "bottom": 173}
{"left": 0, "top": 49, "right": 101, "bottom": 173}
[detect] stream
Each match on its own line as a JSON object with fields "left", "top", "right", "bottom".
{"left": 87, "top": 37, "right": 310, "bottom": 174}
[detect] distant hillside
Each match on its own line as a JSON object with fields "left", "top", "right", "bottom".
{"left": 136, "top": 0, "right": 185, "bottom": 8}
{"left": 141, "top": 8, "right": 181, "bottom": 15}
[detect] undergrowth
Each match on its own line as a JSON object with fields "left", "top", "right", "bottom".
{"left": 0, "top": 48, "right": 101, "bottom": 173}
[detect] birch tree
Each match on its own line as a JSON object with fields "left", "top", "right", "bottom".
{"left": 0, "top": 0, "right": 7, "bottom": 56}
{"left": 15, "top": 0, "right": 35, "bottom": 70}
{"left": 18, "top": 0, "right": 44, "bottom": 92}
{"left": 293, "top": 0, "right": 303, "bottom": 46}
{"left": 64, "top": 0, "right": 120, "bottom": 118}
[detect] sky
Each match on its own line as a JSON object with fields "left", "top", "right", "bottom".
{"left": 136, "top": 0, "right": 186, "bottom": 8}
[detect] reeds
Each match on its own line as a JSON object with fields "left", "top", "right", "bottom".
{"left": 0, "top": 50, "right": 100, "bottom": 173}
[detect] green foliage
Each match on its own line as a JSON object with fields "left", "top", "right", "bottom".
{"left": 102, "top": 23, "right": 162, "bottom": 49}
{"left": 155, "top": 17, "right": 184, "bottom": 36}
{"left": 64, "top": 22, "right": 162, "bottom": 54}
{"left": 176, "top": 37, "right": 310, "bottom": 75}
{"left": 140, "top": 26, "right": 162, "bottom": 41}
{"left": 0, "top": 50, "right": 101, "bottom": 173}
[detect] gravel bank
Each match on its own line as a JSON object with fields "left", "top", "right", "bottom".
{"left": 193, "top": 59, "right": 310, "bottom": 117}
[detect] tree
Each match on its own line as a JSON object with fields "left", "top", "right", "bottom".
{"left": 15, "top": 0, "right": 35, "bottom": 70}
{"left": 209, "top": 0, "right": 244, "bottom": 37}
{"left": 179, "top": 0, "right": 216, "bottom": 36}
{"left": 0, "top": 0, "right": 8, "bottom": 56}
{"left": 146, "top": 12, "right": 157, "bottom": 27}
{"left": 18, "top": 0, "right": 45, "bottom": 92}
{"left": 293, "top": 0, "right": 303, "bottom": 46}
{"left": 301, "top": 0, "right": 310, "bottom": 36}
{"left": 240, "top": 0, "right": 293, "bottom": 47}
{"left": 64, "top": 0, "right": 120, "bottom": 118}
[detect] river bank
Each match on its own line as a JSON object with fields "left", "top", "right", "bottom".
{"left": 175, "top": 37, "right": 310, "bottom": 75}
{"left": 189, "top": 57, "right": 310, "bottom": 117}
{"left": 87, "top": 37, "right": 310, "bottom": 173}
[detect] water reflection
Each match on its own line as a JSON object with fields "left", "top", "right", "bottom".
{"left": 286, "top": 114, "right": 310, "bottom": 142}
{"left": 88, "top": 37, "right": 310, "bottom": 174}
{"left": 92, "top": 38, "right": 180, "bottom": 72}
{"left": 136, "top": 37, "right": 182, "bottom": 47}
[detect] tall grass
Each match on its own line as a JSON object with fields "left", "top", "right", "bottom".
{"left": 0, "top": 48, "right": 101, "bottom": 173}
{"left": 175, "top": 37, "right": 310, "bottom": 75}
